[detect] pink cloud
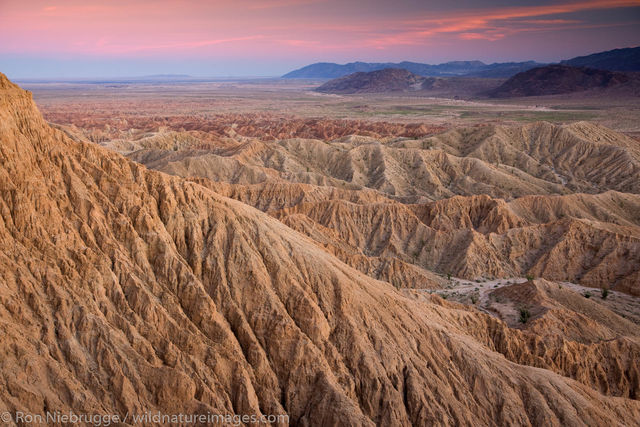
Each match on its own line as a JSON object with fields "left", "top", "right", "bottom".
{"left": 0, "top": 0, "right": 637, "bottom": 58}
{"left": 359, "top": 0, "right": 640, "bottom": 49}
{"left": 459, "top": 32, "right": 506, "bottom": 41}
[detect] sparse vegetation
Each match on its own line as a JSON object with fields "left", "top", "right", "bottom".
{"left": 471, "top": 295, "right": 478, "bottom": 304}
{"left": 526, "top": 274, "right": 534, "bottom": 282}
{"left": 519, "top": 308, "right": 531, "bottom": 324}
{"left": 601, "top": 288, "right": 610, "bottom": 299}
{"left": 447, "top": 272, "right": 452, "bottom": 280}
{"left": 584, "top": 292, "right": 592, "bottom": 298}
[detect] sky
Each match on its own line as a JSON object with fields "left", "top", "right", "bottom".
{"left": 0, "top": 0, "right": 639, "bottom": 78}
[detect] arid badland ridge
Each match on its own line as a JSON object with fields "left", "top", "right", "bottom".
{"left": 2, "top": 71, "right": 640, "bottom": 426}
{"left": 81, "top": 110, "right": 640, "bottom": 295}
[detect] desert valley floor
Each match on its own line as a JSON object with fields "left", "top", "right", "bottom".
{"left": 0, "top": 75, "right": 639, "bottom": 425}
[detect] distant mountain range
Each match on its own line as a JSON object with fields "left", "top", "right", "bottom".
{"left": 283, "top": 60, "right": 543, "bottom": 79}
{"left": 560, "top": 47, "right": 640, "bottom": 71}
{"left": 283, "top": 47, "right": 640, "bottom": 79}
{"left": 141, "top": 74, "right": 192, "bottom": 78}
{"left": 314, "top": 64, "right": 640, "bottom": 98}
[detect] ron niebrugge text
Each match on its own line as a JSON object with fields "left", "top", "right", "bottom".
{"left": 2, "top": 410, "right": 289, "bottom": 425}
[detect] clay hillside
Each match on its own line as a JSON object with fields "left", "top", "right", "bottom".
{"left": 488, "top": 64, "right": 640, "bottom": 97}
{"left": 3, "top": 73, "right": 640, "bottom": 425}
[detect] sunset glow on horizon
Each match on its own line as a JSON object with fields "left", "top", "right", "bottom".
{"left": 1, "top": 0, "right": 639, "bottom": 78}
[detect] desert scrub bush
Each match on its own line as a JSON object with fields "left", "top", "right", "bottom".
{"left": 601, "top": 288, "right": 610, "bottom": 299}
{"left": 519, "top": 308, "right": 531, "bottom": 324}
{"left": 471, "top": 295, "right": 478, "bottom": 304}
{"left": 583, "top": 292, "right": 592, "bottom": 298}
{"left": 526, "top": 274, "right": 534, "bottom": 282}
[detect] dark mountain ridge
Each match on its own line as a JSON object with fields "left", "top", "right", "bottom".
{"left": 561, "top": 47, "right": 640, "bottom": 71}
{"left": 487, "top": 64, "right": 639, "bottom": 98}
{"left": 315, "top": 68, "right": 426, "bottom": 93}
{"left": 284, "top": 60, "right": 542, "bottom": 79}
{"left": 314, "top": 68, "right": 504, "bottom": 95}
{"left": 284, "top": 46, "right": 640, "bottom": 79}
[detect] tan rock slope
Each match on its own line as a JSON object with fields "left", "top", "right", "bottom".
{"left": 266, "top": 192, "right": 640, "bottom": 294}
{"left": 90, "top": 106, "right": 640, "bottom": 295}
{"left": 2, "top": 75, "right": 640, "bottom": 425}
